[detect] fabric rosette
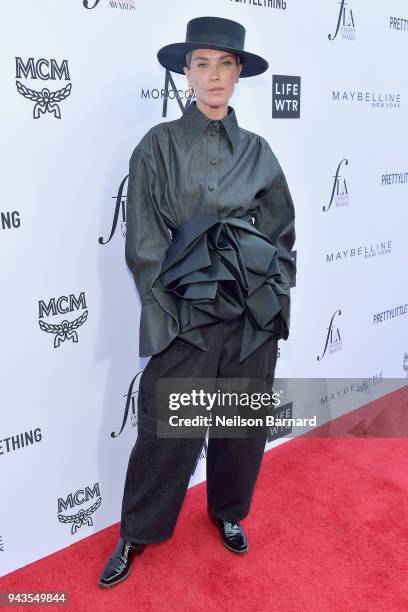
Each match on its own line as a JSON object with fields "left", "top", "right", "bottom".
{"left": 158, "top": 213, "right": 286, "bottom": 363}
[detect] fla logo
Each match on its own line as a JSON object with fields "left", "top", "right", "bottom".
{"left": 323, "top": 158, "right": 350, "bottom": 212}
{"left": 317, "top": 309, "right": 342, "bottom": 360}
{"left": 99, "top": 175, "right": 129, "bottom": 245}
{"left": 328, "top": 0, "right": 356, "bottom": 41}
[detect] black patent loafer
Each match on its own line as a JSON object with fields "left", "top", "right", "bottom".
{"left": 98, "top": 537, "right": 147, "bottom": 588}
{"left": 209, "top": 512, "right": 249, "bottom": 554}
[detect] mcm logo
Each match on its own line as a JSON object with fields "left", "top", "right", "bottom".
{"left": 15, "top": 57, "right": 71, "bottom": 119}
{"left": 38, "top": 292, "right": 88, "bottom": 348}
{"left": 57, "top": 483, "right": 102, "bottom": 534}
{"left": 317, "top": 309, "right": 342, "bottom": 360}
{"left": 99, "top": 175, "right": 129, "bottom": 245}
{"left": 111, "top": 372, "right": 143, "bottom": 438}
{"left": 328, "top": 0, "right": 356, "bottom": 41}
{"left": 323, "top": 158, "right": 349, "bottom": 212}
{"left": 403, "top": 353, "right": 408, "bottom": 378}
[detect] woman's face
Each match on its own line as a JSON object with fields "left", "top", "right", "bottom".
{"left": 183, "top": 48, "right": 242, "bottom": 109}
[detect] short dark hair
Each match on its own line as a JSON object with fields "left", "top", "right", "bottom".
{"left": 185, "top": 50, "right": 241, "bottom": 69}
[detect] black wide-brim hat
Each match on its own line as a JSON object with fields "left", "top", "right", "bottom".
{"left": 157, "top": 16, "right": 269, "bottom": 78}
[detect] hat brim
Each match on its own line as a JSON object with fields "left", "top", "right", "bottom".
{"left": 157, "top": 42, "right": 269, "bottom": 78}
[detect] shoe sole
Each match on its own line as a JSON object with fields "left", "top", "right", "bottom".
{"left": 98, "top": 543, "right": 146, "bottom": 589}
{"left": 221, "top": 539, "right": 249, "bottom": 554}
{"left": 98, "top": 566, "right": 131, "bottom": 589}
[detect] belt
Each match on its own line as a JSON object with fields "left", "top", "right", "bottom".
{"left": 159, "top": 212, "right": 284, "bottom": 363}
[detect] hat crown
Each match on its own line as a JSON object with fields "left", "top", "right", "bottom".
{"left": 185, "top": 16, "right": 246, "bottom": 51}
{"left": 156, "top": 15, "right": 268, "bottom": 77}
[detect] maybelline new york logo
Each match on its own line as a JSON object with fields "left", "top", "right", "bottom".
{"left": 38, "top": 292, "right": 88, "bottom": 347}
{"left": 57, "top": 483, "right": 102, "bottom": 534}
{"left": 15, "top": 57, "right": 71, "bottom": 119}
{"left": 99, "top": 175, "right": 129, "bottom": 245}
{"left": 326, "top": 240, "right": 392, "bottom": 262}
{"left": 328, "top": 0, "right": 356, "bottom": 41}
{"left": 317, "top": 309, "right": 342, "bottom": 360}
{"left": 323, "top": 158, "right": 350, "bottom": 211}
{"left": 332, "top": 89, "right": 400, "bottom": 109}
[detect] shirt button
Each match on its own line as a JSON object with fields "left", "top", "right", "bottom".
{"left": 211, "top": 131, "right": 217, "bottom": 137}
{"left": 210, "top": 159, "right": 217, "bottom": 165}
{"left": 208, "top": 185, "right": 214, "bottom": 191}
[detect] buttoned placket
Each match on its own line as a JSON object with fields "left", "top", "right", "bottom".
{"left": 205, "top": 120, "right": 220, "bottom": 215}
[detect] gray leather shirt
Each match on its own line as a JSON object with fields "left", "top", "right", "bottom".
{"left": 125, "top": 100, "right": 296, "bottom": 359}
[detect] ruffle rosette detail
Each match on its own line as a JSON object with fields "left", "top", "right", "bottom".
{"left": 155, "top": 213, "right": 288, "bottom": 363}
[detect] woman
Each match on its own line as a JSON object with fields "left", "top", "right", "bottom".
{"left": 99, "top": 16, "right": 296, "bottom": 589}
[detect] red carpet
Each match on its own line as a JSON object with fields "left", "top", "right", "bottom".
{"left": 2, "top": 387, "right": 408, "bottom": 611}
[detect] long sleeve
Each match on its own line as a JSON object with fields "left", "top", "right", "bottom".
{"left": 125, "top": 145, "right": 180, "bottom": 356}
{"left": 254, "top": 151, "right": 296, "bottom": 340}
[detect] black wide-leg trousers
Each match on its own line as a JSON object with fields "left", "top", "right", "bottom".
{"left": 120, "top": 313, "right": 279, "bottom": 544}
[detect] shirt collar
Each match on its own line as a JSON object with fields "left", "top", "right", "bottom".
{"left": 178, "top": 100, "right": 240, "bottom": 154}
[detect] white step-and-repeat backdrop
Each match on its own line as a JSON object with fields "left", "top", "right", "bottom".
{"left": 1, "top": 0, "right": 407, "bottom": 576}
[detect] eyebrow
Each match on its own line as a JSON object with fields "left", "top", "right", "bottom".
{"left": 193, "top": 54, "right": 235, "bottom": 62}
